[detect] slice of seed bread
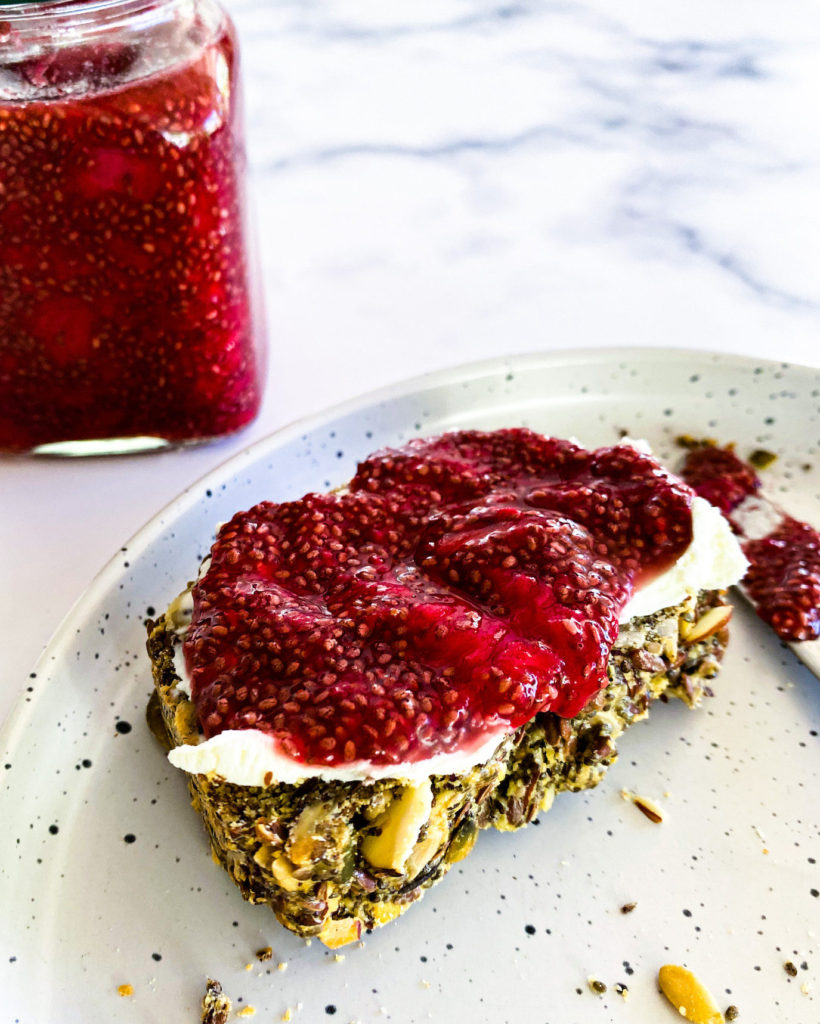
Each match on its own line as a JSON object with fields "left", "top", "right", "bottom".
{"left": 146, "top": 589, "right": 730, "bottom": 947}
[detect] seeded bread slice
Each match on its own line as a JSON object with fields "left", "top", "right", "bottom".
{"left": 145, "top": 589, "right": 730, "bottom": 948}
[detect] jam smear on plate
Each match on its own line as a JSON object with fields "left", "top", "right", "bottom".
{"left": 185, "top": 430, "right": 696, "bottom": 768}
{"left": 0, "top": 22, "right": 261, "bottom": 451}
{"left": 681, "top": 445, "right": 820, "bottom": 642}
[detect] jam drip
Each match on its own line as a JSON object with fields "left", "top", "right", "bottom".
{"left": 186, "top": 430, "right": 695, "bottom": 767}
{"left": 680, "top": 445, "right": 820, "bottom": 642}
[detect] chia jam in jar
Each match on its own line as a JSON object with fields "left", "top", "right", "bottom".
{"left": 0, "top": 0, "right": 265, "bottom": 455}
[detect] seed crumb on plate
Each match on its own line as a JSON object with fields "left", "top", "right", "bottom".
{"left": 657, "top": 964, "right": 723, "bottom": 1024}
{"left": 201, "top": 978, "right": 231, "bottom": 1024}
{"left": 620, "top": 788, "right": 665, "bottom": 823}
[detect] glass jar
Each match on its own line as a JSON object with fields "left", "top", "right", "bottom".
{"left": 0, "top": 0, "right": 265, "bottom": 455}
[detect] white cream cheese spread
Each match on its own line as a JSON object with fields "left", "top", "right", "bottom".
{"left": 166, "top": 449, "right": 747, "bottom": 786}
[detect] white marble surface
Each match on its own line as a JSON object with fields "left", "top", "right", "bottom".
{"left": 2, "top": 0, "right": 819, "bottom": 727}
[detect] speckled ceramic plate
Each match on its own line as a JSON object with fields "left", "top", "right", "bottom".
{"left": 2, "top": 348, "right": 819, "bottom": 1024}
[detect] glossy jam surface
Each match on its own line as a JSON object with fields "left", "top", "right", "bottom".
{"left": 184, "top": 430, "right": 694, "bottom": 768}
{"left": 0, "top": 19, "right": 261, "bottom": 451}
{"left": 681, "top": 446, "right": 820, "bottom": 642}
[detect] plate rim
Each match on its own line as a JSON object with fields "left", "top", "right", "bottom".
{"left": 3, "top": 343, "right": 820, "bottom": 1022}
{"left": 2, "top": 343, "right": 818, "bottom": 755}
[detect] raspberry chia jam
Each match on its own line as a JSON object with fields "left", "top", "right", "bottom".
{"left": 0, "top": 0, "right": 265, "bottom": 455}
{"left": 681, "top": 444, "right": 820, "bottom": 642}
{"left": 185, "top": 431, "right": 696, "bottom": 768}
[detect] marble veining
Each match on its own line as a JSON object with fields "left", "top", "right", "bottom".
{"left": 223, "top": 0, "right": 817, "bottom": 392}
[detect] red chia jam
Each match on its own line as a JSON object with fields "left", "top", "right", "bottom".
{"left": 681, "top": 445, "right": 820, "bottom": 642}
{"left": 184, "top": 429, "right": 696, "bottom": 768}
{"left": 0, "top": 0, "right": 263, "bottom": 454}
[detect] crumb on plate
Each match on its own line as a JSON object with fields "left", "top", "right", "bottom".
{"left": 201, "top": 978, "right": 231, "bottom": 1024}
{"left": 657, "top": 964, "right": 722, "bottom": 1024}
{"left": 620, "top": 788, "right": 664, "bottom": 823}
